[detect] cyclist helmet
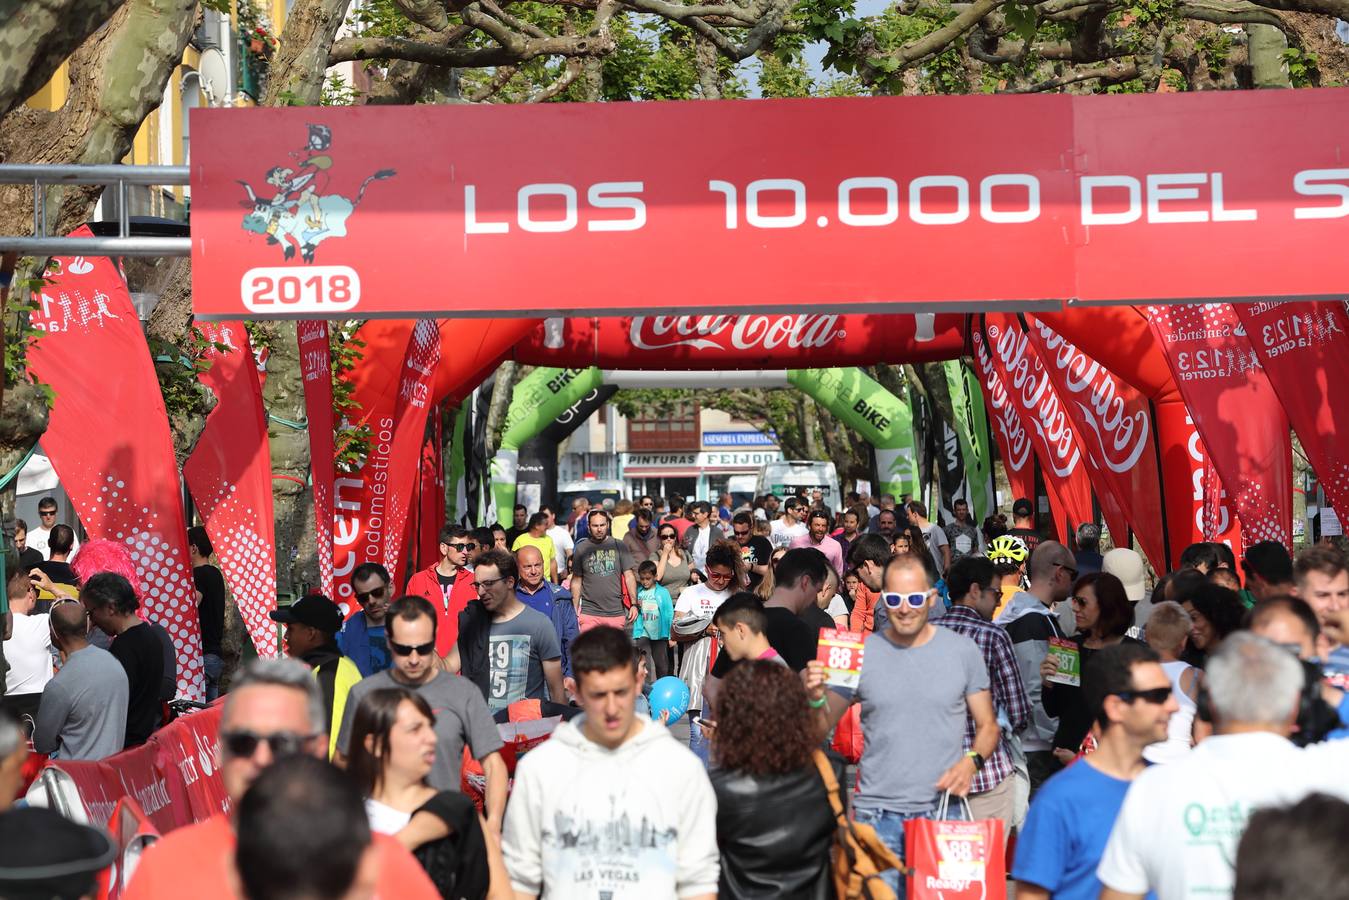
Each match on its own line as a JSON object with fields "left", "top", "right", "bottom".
{"left": 987, "top": 534, "right": 1030, "bottom": 565}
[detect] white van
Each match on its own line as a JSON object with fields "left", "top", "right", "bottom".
{"left": 756, "top": 461, "right": 841, "bottom": 509}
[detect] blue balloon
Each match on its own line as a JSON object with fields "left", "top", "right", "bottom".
{"left": 649, "top": 676, "right": 691, "bottom": 726}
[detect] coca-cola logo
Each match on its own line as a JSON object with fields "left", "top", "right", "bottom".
{"left": 1033, "top": 322, "right": 1149, "bottom": 474}
{"left": 971, "top": 332, "right": 1032, "bottom": 472}
{"left": 990, "top": 323, "right": 1080, "bottom": 477}
{"left": 628, "top": 315, "right": 845, "bottom": 352}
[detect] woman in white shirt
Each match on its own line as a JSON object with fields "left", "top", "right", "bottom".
{"left": 347, "top": 687, "right": 510, "bottom": 899}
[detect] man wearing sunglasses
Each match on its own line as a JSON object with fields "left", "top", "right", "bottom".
{"left": 125, "top": 659, "right": 440, "bottom": 899}
{"left": 336, "top": 595, "right": 508, "bottom": 832}
{"left": 26, "top": 496, "right": 79, "bottom": 561}
{"left": 271, "top": 593, "right": 362, "bottom": 760}
{"left": 1098, "top": 634, "right": 1349, "bottom": 900}
{"left": 338, "top": 563, "right": 394, "bottom": 677}
{"left": 996, "top": 540, "right": 1076, "bottom": 794}
{"left": 1015, "top": 643, "right": 1177, "bottom": 900}
{"left": 404, "top": 523, "right": 479, "bottom": 659}
{"left": 804, "top": 553, "right": 998, "bottom": 898}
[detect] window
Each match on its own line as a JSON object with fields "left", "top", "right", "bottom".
{"left": 627, "top": 402, "right": 699, "bottom": 450}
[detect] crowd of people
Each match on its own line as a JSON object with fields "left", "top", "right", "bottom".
{"left": 4, "top": 487, "right": 1349, "bottom": 900}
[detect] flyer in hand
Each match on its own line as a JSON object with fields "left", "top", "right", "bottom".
{"left": 1046, "top": 637, "right": 1081, "bottom": 687}
{"left": 817, "top": 628, "right": 866, "bottom": 689}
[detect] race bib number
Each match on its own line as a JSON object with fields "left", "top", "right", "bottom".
{"left": 487, "top": 635, "right": 531, "bottom": 709}
{"left": 816, "top": 628, "right": 865, "bottom": 689}
{"left": 1046, "top": 637, "right": 1081, "bottom": 687}
{"left": 936, "top": 827, "right": 988, "bottom": 883}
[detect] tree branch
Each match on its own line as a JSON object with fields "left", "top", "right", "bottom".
{"left": 999, "top": 58, "right": 1139, "bottom": 91}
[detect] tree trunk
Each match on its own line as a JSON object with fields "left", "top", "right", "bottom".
{"left": 0, "top": 380, "right": 50, "bottom": 525}
{"left": 260, "top": 322, "right": 316, "bottom": 596}
{"left": 1247, "top": 24, "right": 1292, "bottom": 87}
{"left": 264, "top": 0, "right": 356, "bottom": 106}
{"left": 0, "top": 0, "right": 131, "bottom": 119}
{"left": 483, "top": 360, "right": 518, "bottom": 461}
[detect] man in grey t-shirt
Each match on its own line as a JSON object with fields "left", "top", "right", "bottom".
{"left": 467, "top": 550, "right": 565, "bottom": 710}
{"left": 34, "top": 601, "right": 128, "bottom": 760}
{"left": 805, "top": 553, "right": 999, "bottom": 897}
{"left": 570, "top": 510, "right": 637, "bottom": 629}
{"left": 334, "top": 594, "right": 508, "bottom": 831}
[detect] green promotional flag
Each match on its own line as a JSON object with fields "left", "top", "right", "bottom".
{"left": 944, "top": 359, "right": 995, "bottom": 521}
{"left": 492, "top": 367, "right": 604, "bottom": 524}
{"left": 788, "top": 368, "right": 919, "bottom": 500}
{"left": 445, "top": 396, "right": 470, "bottom": 526}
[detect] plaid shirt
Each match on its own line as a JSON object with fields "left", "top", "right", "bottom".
{"left": 931, "top": 605, "right": 1030, "bottom": 794}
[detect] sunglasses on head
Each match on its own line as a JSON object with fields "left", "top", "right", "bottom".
{"left": 446, "top": 542, "right": 476, "bottom": 552}
{"left": 1114, "top": 686, "right": 1172, "bottom": 705}
{"left": 391, "top": 640, "right": 436, "bottom": 656}
{"left": 221, "top": 729, "right": 318, "bottom": 759}
{"left": 881, "top": 590, "right": 931, "bottom": 610}
{"left": 355, "top": 585, "right": 387, "bottom": 603}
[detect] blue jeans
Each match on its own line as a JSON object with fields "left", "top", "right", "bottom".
{"left": 853, "top": 803, "right": 966, "bottom": 899}
{"left": 203, "top": 653, "right": 224, "bottom": 702}
{"left": 688, "top": 717, "right": 711, "bottom": 767}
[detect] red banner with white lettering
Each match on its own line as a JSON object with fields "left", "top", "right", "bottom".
{"left": 298, "top": 320, "right": 337, "bottom": 599}
{"left": 969, "top": 327, "right": 1035, "bottom": 514}
{"left": 980, "top": 313, "right": 1096, "bottom": 535}
{"left": 1146, "top": 304, "right": 1292, "bottom": 549}
{"left": 515, "top": 313, "right": 967, "bottom": 368}
{"left": 192, "top": 91, "right": 1349, "bottom": 320}
{"left": 183, "top": 322, "right": 279, "bottom": 658}
{"left": 1232, "top": 302, "right": 1349, "bottom": 516}
{"left": 25, "top": 231, "right": 204, "bottom": 698}
{"left": 1024, "top": 317, "right": 1166, "bottom": 569}
{"left": 382, "top": 321, "right": 442, "bottom": 579}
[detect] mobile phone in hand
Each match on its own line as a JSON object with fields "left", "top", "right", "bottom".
{"left": 692, "top": 716, "right": 716, "bottom": 731}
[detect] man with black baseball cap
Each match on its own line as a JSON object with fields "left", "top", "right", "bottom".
{"left": 271, "top": 593, "right": 361, "bottom": 759}
{"left": 0, "top": 807, "right": 116, "bottom": 900}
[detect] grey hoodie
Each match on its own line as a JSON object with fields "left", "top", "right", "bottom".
{"left": 996, "top": 590, "right": 1066, "bottom": 752}
{"left": 503, "top": 713, "right": 719, "bottom": 899}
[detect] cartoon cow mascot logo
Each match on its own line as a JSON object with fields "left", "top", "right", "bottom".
{"left": 236, "top": 124, "right": 394, "bottom": 263}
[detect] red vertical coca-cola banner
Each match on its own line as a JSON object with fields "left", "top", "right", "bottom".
{"left": 183, "top": 322, "right": 279, "bottom": 658}
{"left": 969, "top": 327, "right": 1036, "bottom": 513}
{"left": 1024, "top": 317, "right": 1166, "bottom": 570}
{"left": 25, "top": 230, "right": 204, "bottom": 698}
{"left": 298, "top": 321, "right": 337, "bottom": 600}
{"left": 1233, "top": 302, "right": 1349, "bottom": 516}
{"left": 1145, "top": 304, "right": 1292, "bottom": 550}
{"left": 382, "top": 320, "right": 442, "bottom": 580}
{"left": 981, "top": 313, "right": 1096, "bottom": 535}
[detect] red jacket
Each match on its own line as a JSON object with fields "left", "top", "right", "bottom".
{"left": 403, "top": 564, "right": 476, "bottom": 657}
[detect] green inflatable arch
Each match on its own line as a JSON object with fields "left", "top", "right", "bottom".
{"left": 491, "top": 365, "right": 924, "bottom": 525}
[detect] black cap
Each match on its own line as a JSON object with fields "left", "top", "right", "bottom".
{"left": 0, "top": 807, "right": 117, "bottom": 900}
{"left": 1012, "top": 498, "right": 1034, "bottom": 518}
{"left": 270, "top": 593, "right": 343, "bottom": 634}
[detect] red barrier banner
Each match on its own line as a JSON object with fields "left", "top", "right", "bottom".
{"left": 981, "top": 314, "right": 1096, "bottom": 533}
{"left": 1024, "top": 317, "right": 1166, "bottom": 569}
{"left": 183, "top": 322, "right": 279, "bottom": 658}
{"left": 514, "top": 313, "right": 967, "bottom": 369}
{"left": 45, "top": 704, "right": 226, "bottom": 835}
{"left": 192, "top": 91, "right": 1349, "bottom": 319}
{"left": 1145, "top": 303, "right": 1292, "bottom": 549}
{"left": 969, "top": 328, "right": 1035, "bottom": 513}
{"left": 299, "top": 320, "right": 338, "bottom": 599}
{"left": 1232, "top": 302, "right": 1349, "bottom": 516}
{"left": 25, "top": 232, "right": 204, "bottom": 698}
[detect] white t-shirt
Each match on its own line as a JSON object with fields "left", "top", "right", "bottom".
{"left": 769, "top": 519, "right": 807, "bottom": 550}
{"left": 674, "top": 584, "right": 731, "bottom": 620}
{"left": 27, "top": 526, "right": 80, "bottom": 562}
{"left": 364, "top": 797, "right": 412, "bottom": 835}
{"left": 825, "top": 594, "right": 849, "bottom": 621}
{"left": 1098, "top": 732, "right": 1349, "bottom": 899}
{"left": 920, "top": 523, "right": 950, "bottom": 576}
{"left": 4, "top": 613, "right": 53, "bottom": 695}
{"left": 547, "top": 525, "right": 575, "bottom": 573}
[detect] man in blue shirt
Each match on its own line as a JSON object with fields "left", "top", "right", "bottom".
{"left": 337, "top": 563, "right": 393, "bottom": 677}
{"left": 513, "top": 544, "right": 579, "bottom": 681}
{"left": 1012, "top": 643, "right": 1175, "bottom": 900}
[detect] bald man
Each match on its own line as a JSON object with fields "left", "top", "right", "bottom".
{"left": 514, "top": 544, "right": 580, "bottom": 680}
{"left": 34, "top": 601, "right": 129, "bottom": 760}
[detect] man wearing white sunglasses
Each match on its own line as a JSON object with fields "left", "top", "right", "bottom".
{"left": 804, "top": 553, "right": 999, "bottom": 898}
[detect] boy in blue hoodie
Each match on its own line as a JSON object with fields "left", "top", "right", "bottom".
{"left": 632, "top": 560, "right": 674, "bottom": 684}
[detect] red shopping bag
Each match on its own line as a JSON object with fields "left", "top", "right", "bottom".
{"left": 830, "top": 704, "right": 864, "bottom": 764}
{"left": 905, "top": 794, "right": 1006, "bottom": 900}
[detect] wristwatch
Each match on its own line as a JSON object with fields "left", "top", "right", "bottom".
{"left": 965, "top": 750, "right": 986, "bottom": 770}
